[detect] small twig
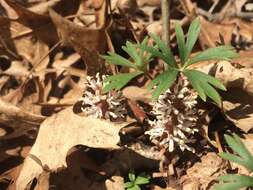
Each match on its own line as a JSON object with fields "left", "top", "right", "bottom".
{"left": 161, "top": 0, "right": 171, "bottom": 48}
{"left": 31, "top": 40, "right": 62, "bottom": 73}
{"left": 214, "top": 131, "right": 223, "bottom": 153}
{"left": 208, "top": 0, "right": 220, "bottom": 13}
{"left": 152, "top": 172, "right": 168, "bottom": 178}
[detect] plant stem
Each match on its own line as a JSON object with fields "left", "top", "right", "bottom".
{"left": 161, "top": 0, "right": 171, "bottom": 70}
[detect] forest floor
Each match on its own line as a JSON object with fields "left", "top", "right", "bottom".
{"left": 0, "top": 0, "right": 253, "bottom": 190}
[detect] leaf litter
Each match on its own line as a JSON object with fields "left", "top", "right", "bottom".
{"left": 1, "top": 0, "right": 253, "bottom": 190}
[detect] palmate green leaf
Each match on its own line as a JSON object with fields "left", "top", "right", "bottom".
{"left": 220, "top": 134, "right": 253, "bottom": 172}
{"left": 128, "top": 170, "right": 136, "bottom": 182}
{"left": 183, "top": 69, "right": 226, "bottom": 105}
{"left": 128, "top": 185, "right": 141, "bottom": 190}
{"left": 185, "top": 18, "right": 201, "bottom": 62}
{"left": 186, "top": 46, "right": 238, "bottom": 67}
{"left": 103, "top": 71, "right": 143, "bottom": 93}
{"left": 199, "top": 81, "right": 221, "bottom": 105}
{"left": 123, "top": 41, "right": 142, "bottom": 67}
{"left": 187, "top": 70, "right": 226, "bottom": 90}
{"left": 101, "top": 52, "right": 136, "bottom": 68}
{"left": 213, "top": 174, "right": 253, "bottom": 190}
{"left": 148, "top": 69, "right": 178, "bottom": 100}
{"left": 225, "top": 134, "right": 252, "bottom": 160}
{"left": 175, "top": 22, "right": 186, "bottom": 63}
{"left": 124, "top": 182, "right": 134, "bottom": 188}
{"left": 135, "top": 175, "right": 150, "bottom": 185}
{"left": 139, "top": 45, "right": 165, "bottom": 61}
{"left": 219, "top": 152, "right": 245, "bottom": 167}
{"left": 149, "top": 33, "right": 177, "bottom": 67}
{"left": 139, "top": 36, "right": 152, "bottom": 63}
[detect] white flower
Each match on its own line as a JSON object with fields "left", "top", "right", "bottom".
{"left": 79, "top": 73, "right": 127, "bottom": 121}
{"left": 145, "top": 75, "right": 198, "bottom": 153}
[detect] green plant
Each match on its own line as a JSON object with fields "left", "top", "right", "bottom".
{"left": 213, "top": 134, "right": 253, "bottom": 190}
{"left": 124, "top": 170, "right": 150, "bottom": 190}
{"left": 102, "top": 37, "right": 152, "bottom": 93}
{"left": 102, "top": 18, "right": 238, "bottom": 105}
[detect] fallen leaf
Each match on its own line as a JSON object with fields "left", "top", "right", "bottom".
{"left": 181, "top": 153, "right": 226, "bottom": 190}
{"left": 199, "top": 17, "right": 234, "bottom": 48}
{"left": 105, "top": 175, "right": 125, "bottom": 190}
{"left": 49, "top": 9, "right": 107, "bottom": 75}
{"left": 123, "top": 86, "right": 151, "bottom": 102}
{"left": 16, "top": 107, "right": 127, "bottom": 190}
{"left": 0, "top": 98, "right": 45, "bottom": 128}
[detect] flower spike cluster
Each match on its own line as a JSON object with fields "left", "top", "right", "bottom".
{"left": 145, "top": 75, "right": 199, "bottom": 152}
{"left": 80, "top": 73, "right": 127, "bottom": 121}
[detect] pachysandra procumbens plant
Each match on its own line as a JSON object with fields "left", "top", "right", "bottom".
{"left": 214, "top": 134, "right": 253, "bottom": 190}
{"left": 102, "top": 18, "right": 238, "bottom": 152}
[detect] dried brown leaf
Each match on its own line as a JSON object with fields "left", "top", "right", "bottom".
{"left": 49, "top": 9, "right": 107, "bottom": 75}
{"left": 16, "top": 107, "right": 127, "bottom": 190}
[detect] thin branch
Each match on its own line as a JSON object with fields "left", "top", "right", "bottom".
{"left": 161, "top": 0, "right": 171, "bottom": 70}
{"left": 161, "top": 0, "right": 171, "bottom": 47}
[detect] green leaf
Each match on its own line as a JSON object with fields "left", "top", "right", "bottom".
{"left": 148, "top": 69, "right": 178, "bottom": 100}
{"left": 220, "top": 134, "right": 253, "bottom": 171}
{"left": 230, "top": 134, "right": 253, "bottom": 163}
{"left": 128, "top": 170, "right": 136, "bottom": 182}
{"left": 149, "top": 33, "right": 177, "bottom": 67}
{"left": 128, "top": 185, "right": 141, "bottom": 190}
{"left": 186, "top": 46, "right": 238, "bottom": 67}
{"left": 139, "top": 45, "right": 170, "bottom": 65}
{"left": 139, "top": 36, "right": 152, "bottom": 62}
{"left": 219, "top": 152, "right": 245, "bottom": 166}
{"left": 199, "top": 81, "right": 222, "bottom": 105}
{"left": 184, "top": 69, "right": 225, "bottom": 104}
{"left": 184, "top": 71, "right": 206, "bottom": 101}
{"left": 102, "top": 52, "right": 136, "bottom": 68}
{"left": 213, "top": 182, "right": 249, "bottom": 190}
{"left": 135, "top": 175, "right": 150, "bottom": 185}
{"left": 183, "top": 69, "right": 226, "bottom": 104}
{"left": 185, "top": 18, "right": 201, "bottom": 62}
{"left": 175, "top": 22, "right": 186, "bottom": 63}
{"left": 186, "top": 70, "right": 226, "bottom": 90}
{"left": 103, "top": 72, "right": 143, "bottom": 93}
{"left": 123, "top": 41, "right": 142, "bottom": 67}
{"left": 214, "top": 175, "right": 253, "bottom": 190}
{"left": 124, "top": 182, "right": 134, "bottom": 188}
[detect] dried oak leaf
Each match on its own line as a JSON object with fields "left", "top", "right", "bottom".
{"left": 181, "top": 153, "right": 227, "bottom": 190}
{"left": 49, "top": 9, "right": 107, "bottom": 75}
{"left": 3, "top": 0, "right": 58, "bottom": 45}
{"left": 16, "top": 107, "right": 127, "bottom": 190}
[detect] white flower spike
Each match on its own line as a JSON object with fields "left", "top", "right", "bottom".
{"left": 145, "top": 75, "right": 199, "bottom": 153}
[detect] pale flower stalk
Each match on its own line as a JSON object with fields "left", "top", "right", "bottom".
{"left": 145, "top": 75, "right": 199, "bottom": 152}
{"left": 80, "top": 73, "right": 127, "bottom": 121}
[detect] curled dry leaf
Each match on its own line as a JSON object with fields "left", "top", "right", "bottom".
{"left": 213, "top": 61, "right": 253, "bottom": 95}
{"left": 3, "top": 0, "right": 58, "bottom": 45}
{"left": 16, "top": 107, "right": 127, "bottom": 190}
{"left": 181, "top": 153, "right": 226, "bottom": 190}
